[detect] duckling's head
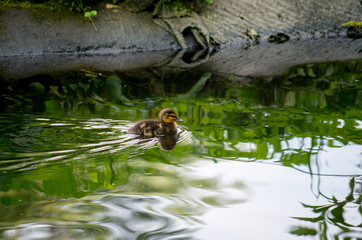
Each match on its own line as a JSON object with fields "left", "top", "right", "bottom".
{"left": 159, "top": 109, "right": 184, "bottom": 124}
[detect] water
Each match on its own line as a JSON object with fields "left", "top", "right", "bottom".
{"left": 0, "top": 59, "right": 361, "bottom": 240}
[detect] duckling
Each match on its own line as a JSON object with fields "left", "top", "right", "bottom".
{"left": 128, "top": 109, "right": 183, "bottom": 137}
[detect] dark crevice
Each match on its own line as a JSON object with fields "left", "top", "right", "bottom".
{"left": 182, "top": 27, "right": 200, "bottom": 49}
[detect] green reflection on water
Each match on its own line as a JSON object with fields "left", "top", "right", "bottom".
{"left": 290, "top": 177, "right": 362, "bottom": 239}
{"left": 0, "top": 60, "right": 361, "bottom": 239}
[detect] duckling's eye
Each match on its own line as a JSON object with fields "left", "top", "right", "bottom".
{"left": 167, "top": 114, "right": 176, "bottom": 118}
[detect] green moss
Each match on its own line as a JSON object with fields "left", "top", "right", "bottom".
{"left": 165, "top": 0, "right": 190, "bottom": 15}
{"left": 164, "top": 0, "right": 213, "bottom": 13}
{"left": 1, "top": 0, "right": 213, "bottom": 15}
{"left": 0, "top": 0, "right": 120, "bottom": 14}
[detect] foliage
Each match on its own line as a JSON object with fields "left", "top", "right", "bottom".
{"left": 1, "top": 0, "right": 212, "bottom": 14}
{"left": 0, "top": 0, "right": 118, "bottom": 18}
{"left": 0, "top": 0, "right": 214, "bottom": 31}
{"left": 84, "top": 9, "right": 97, "bottom": 31}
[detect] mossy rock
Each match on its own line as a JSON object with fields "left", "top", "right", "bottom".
{"left": 153, "top": 0, "right": 191, "bottom": 18}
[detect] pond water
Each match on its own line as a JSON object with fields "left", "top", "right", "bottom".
{"left": 0, "top": 58, "right": 361, "bottom": 240}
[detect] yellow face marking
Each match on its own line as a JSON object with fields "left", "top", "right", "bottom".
{"left": 167, "top": 114, "right": 177, "bottom": 120}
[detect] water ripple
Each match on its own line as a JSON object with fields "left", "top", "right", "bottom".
{"left": 0, "top": 116, "right": 192, "bottom": 173}
{"left": 1, "top": 220, "right": 115, "bottom": 240}
{"left": 0, "top": 193, "right": 201, "bottom": 240}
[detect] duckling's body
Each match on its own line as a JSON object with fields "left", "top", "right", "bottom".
{"left": 128, "top": 109, "right": 183, "bottom": 137}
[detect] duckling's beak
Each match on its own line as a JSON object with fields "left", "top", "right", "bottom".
{"left": 176, "top": 117, "right": 184, "bottom": 122}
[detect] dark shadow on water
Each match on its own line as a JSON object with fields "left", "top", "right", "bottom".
{"left": 158, "top": 134, "right": 178, "bottom": 151}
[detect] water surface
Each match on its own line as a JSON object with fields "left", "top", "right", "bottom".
{"left": 0, "top": 60, "right": 361, "bottom": 239}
